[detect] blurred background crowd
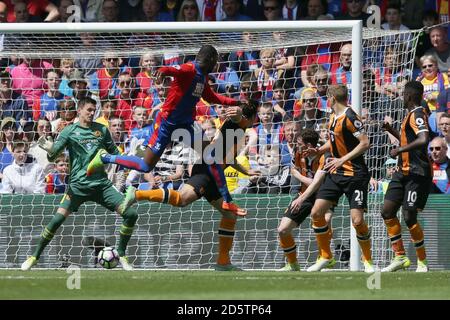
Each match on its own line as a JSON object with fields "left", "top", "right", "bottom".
{"left": 0, "top": 0, "right": 450, "bottom": 197}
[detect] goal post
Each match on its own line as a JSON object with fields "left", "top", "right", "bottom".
{"left": 0, "top": 21, "right": 423, "bottom": 270}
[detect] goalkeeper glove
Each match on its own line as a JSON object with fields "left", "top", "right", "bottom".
{"left": 38, "top": 135, "right": 54, "bottom": 153}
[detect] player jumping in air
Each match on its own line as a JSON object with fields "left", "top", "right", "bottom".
{"left": 118, "top": 102, "right": 260, "bottom": 271}
{"left": 381, "top": 81, "right": 432, "bottom": 272}
{"left": 86, "top": 45, "right": 247, "bottom": 215}
{"left": 21, "top": 97, "right": 137, "bottom": 271}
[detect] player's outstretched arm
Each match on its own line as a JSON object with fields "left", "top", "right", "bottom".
{"left": 290, "top": 170, "right": 327, "bottom": 212}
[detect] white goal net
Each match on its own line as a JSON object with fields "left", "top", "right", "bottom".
{"left": 0, "top": 22, "right": 425, "bottom": 270}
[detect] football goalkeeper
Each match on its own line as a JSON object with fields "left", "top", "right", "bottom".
{"left": 21, "top": 97, "right": 137, "bottom": 271}
{"left": 118, "top": 102, "right": 259, "bottom": 271}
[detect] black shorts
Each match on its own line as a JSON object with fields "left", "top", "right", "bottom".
{"left": 284, "top": 193, "right": 317, "bottom": 226}
{"left": 384, "top": 172, "right": 432, "bottom": 211}
{"left": 317, "top": 173, "right": 369, "bottom": 210}
{"left": 186, "top": 163, "right": 222, "bottom": 203}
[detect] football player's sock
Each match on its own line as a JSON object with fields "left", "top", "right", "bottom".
{"left": 117, "top": 207, "right": 138, "bottom": 257}
{"left": 136, "top": 188, "right": 181, "bottom": 206}
{"left": 207, "top": 162, "right": 233, "bottom": 203}
{"left": 217, "top": 218, "right": 236, "bottom": 265}
{"left": 279, "top": 233, "right": 297, "bottom": 264}
{"left": 33, "top": 213, "right": 66, "bottom": 259}
{"left": 101, "top": 154, "right": 151, "bottom": 172}
{"left": 409, "top": 223, "right": 426, "bottom": 261}
{"left": 312, "top": 217, "right": 332, "bottom": 259}
{"left": 353, "top": 222, "right": 372, "bottom": 262}
{"left": 384, "top": 217, "right": 406, "bottom": 256}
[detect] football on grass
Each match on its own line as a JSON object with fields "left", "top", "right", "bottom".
{"left": 98, "top": 247, "right": 119, "bottom": 269}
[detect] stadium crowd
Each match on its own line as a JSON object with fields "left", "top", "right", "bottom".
{"left": 0, "top": 0, "right": 450, "bottom": 196}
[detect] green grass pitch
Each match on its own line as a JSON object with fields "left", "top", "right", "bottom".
{"left": 1, "top": 270, "right": 450, "bottom": 299}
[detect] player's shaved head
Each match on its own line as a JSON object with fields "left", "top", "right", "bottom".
{"left": 404, "top": 81, "right": 424, "bottom": 105}
{"left": 196, "top": 45, "right": 219, "bottom": 74}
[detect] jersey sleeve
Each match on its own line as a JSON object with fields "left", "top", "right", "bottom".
{"left": 345, "top": 108, "right": 366, "bottom": 138}
{"left": 202, "top": 81, "right": 237, "bottom": 106}
{"left": 48, "top": 127, "right": 70, "bottom": 162}
{"left": 317, "top": 154, "right": 327, "bottom": 172}
{"left": 409, "top": 109, "right": 429, "bottom": 134}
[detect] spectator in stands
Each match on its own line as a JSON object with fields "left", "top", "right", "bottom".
{"left": 374, "top": 46, "right": 410, "bottom": 99}
{"left": 149, "top": 76, "right": 171, "bottom": 121}
{"left": 115, "top": 72, "right": 142, "bottom": 131}
{"left": 228, "top": 32, "right": 260, "bottom": 79}
{"left": 129, "top": 106, "right": 153, "bottom": 144}
{"left": 438, "top": 113, "right": 450, "bottom": 141}
{"left": 136, "top": 52, "right": 161, "bottom": 102}
{"left": 313, "top": 67, "right": 331, "bottom": 112}
{"left": 337, "top": 0, "right": 369, "bottom": 26}
{"left": 222, "top": 0, "right": 252, "bottom": 21}
{"left": 51, "top": 97, "right": 77, "bottom": 133}
{"left": 74, "top": 33, "right": 103, "bottom": 77}
{"left": 14, "top": 1, "right": 30, "bottom": 22}
{"left": 72, "top": 0, "right": 104, "bottom": 22}
{"left": 119, "top": 0, "right": 143, "bottom": 22}
{"left": 272, "top": 79, "right": 294, "bottom": 120}
{"left": 197, "top": 0, "right": 224, "bottom": 21}
{"left": 109, "top": 116, "right": 127, "bottom": 154}
{"left": 381, "top": 3, "right": 411, "bottom": 47}
{"left": 0, "top": 1, "right": 7, "bottom": 23}
{"left": 317, "top": 121, "right": 328, "bottom": 145}
{"left": 45, "top": 154, "right": 69, "bottom": 194}
{"left": 68, "top": 69, "right": 94, "bottom": 102}
{"left": 90, "top": 52, "right": 130, "bottom": 100}
{"left": 331, "top": 43, "right": 352, "bottom": 90}
{"left": 0, "top": 141, "right": 45, "bottom": 194}
{"left": 377, "top": 158, "right": 397, "bottom": 194}
{"left": 263, "top": 0, "right": 282, "bottom": 20}
{"left": 141, "top": 0, "right": 174, "bottom": 22}
{"left": 105, "top": 116, "right": 128, "bottom": 191}
{"left": 425, "top": 26, "right": 450, "bottom": 75}
{"left": 253, "top": 48, "right": 284, "bottom": 101}
{"left": 3, "top": 0, "right": 59, "bottom": 22}
{"left": 58, "top": 58, "right": 75, "bottom": 97}
{"left": 0, "top": 71, "right": 31, "bottom": 131}
{"left": 201, "top": 118, "right": 217, "bottom": 141}
{"left": 418, "top": 54, "right": 449, "bottom": 113}
{"left": 33, "top": 69, "right": 63, "bottom": 122}
{"left": 415, "top": 10, "right": 439, "bottom": 72}
{"left": 177, "top": 0, "right": 200, "bottom": 21}
{"left": 100, "top": 0, "right": 119, "bottom": 22}
{"left": 281, "top": 0, "right": 305, "bottom": 20}
{"left": 0, "top": 117, "right": 16, "bottom": 180}
{"left": 300, "top": 42, "right": 341, "bottom": 85}
{"left": 296, "top": 88, "right": 326, "bottom": 131}
{"left": 239, "top": 72, "right": 260, "bottom": 101}
{"left": 28, "top": 118, "right": 53, "bottom": 175}
{"left": 282, "top": 119, "right": 301, "bottom": 194}
{"left": 429, "top": 137, "right": 450, "bottom": 194}
{"left": 303, "top": 0, "right": 327, "bottom": 20}
{"left": 57, "top": 0, "right": 74, "bottom": 22}
{"left": 10, "top": 56, "right": 53, "bottom": 108}
{"left": 95, "top": 99, "right": 117, "bottom": 128}
{"left": 272, "top": 31, "right": 298, "bottom": 82}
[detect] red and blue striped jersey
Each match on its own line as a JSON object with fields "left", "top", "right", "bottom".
{"left": 158, "top": 61, "right": 237, "bottom": 124}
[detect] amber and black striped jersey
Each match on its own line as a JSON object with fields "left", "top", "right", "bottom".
{"left": 399, "top": 106, "right": 432, "bottom": 177}
{"left": 293, "top": 151, "right": 329, "bottom": 192}
{"left": 328, "top": 107, "right": 368, "bottom": 176}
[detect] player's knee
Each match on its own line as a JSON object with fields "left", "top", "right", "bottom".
{"left": 351, "top": 215, "right": 364, "bottom": 226}
{"left": 122, "top": 207, "right": 138, "bottom": 224}
{"left": 277, "top": 226, "right": 291, "bottom": 237}
{"left": 403, "top": 210, "right": 418, "bottom": 228}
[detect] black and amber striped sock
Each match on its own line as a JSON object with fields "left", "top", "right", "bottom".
{"left": 384, "top": 218, "right": 406, "bottom": 256}
{"left": 312, "top": 217, "right": 332, "bottom": 259}
{"left": 353, "top": 222, "right": 372, "bottom": 262}
{"left": 409, "top": 223, "right": 426, "bottom": 261}
{"left": 217, "top": 218, "right": 236, "bottom": 265}
{"left": 279, "top": 234, "right": 297, "bottom": 264}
